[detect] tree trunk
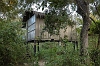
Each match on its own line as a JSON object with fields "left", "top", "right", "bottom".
{"left": 80, "top": 16, "right": 89, "bottom": 56}
{"left": 75, "top": 0, "right": 90, "bottom": 64}
{"left": 76, "top": 0, "right": 90, "bottom": 56}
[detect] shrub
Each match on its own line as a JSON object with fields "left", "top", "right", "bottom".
{"left": 90, "top": 49, "right": 100, "bottom": 66}
{"left": 0, "top": 21, "right": 27, "bottom": 66}
{"left": 39, "top": 42, "right": 85, "bottom": 66}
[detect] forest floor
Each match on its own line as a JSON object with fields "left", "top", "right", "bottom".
{"left": 16, "top": 60, "right": 45, "bottom": 66}
{"left": 38, "top": 60, "right": 45, "bottom": 66}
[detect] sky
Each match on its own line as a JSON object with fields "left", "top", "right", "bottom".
{"left": 31, "top": 3, "right": 77, "bottom": 14}
{"left": 31, "top": 3, "right": 48, "bottom": 12}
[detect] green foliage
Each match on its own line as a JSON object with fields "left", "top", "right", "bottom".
{"left": 38, "top": 42, "right": 86, "bottom": 66}
{"left": 0, "top": 20, "right": 27, "bottom": 66}
{"left": 90, "top": 20, "right": 100, "bottom": 34}
{"left": 0, "top": 0, "right": 18, "bottom": 12}
{"left": 44, "top": 9, "right": 74, "bottom": 35}
{"left": 90, "top": 49, "right": 100, "bottom": 66}
{"left": 29, "top": 37, "right": 100, "bottom": 66}
{"left": 40, "top": 0, "right": 75, "bottom": 35}
{"left": 0, "top": 0, "right": 36, "bottom": 20}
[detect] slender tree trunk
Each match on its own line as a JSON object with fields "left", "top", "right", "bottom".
{"left": 75, "top": 0, "right": 90, "bottom": 64}
{"left": 76, "top": 0, "right": 90, "bottom": 56}
{"left": 80, "top": 16, "right": 89, "bottom": 56}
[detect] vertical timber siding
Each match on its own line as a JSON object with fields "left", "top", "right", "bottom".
{"left": 35, "top": 17, "right": 77, "bottom": 41}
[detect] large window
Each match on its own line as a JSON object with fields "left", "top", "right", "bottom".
{"left": 27, "top": 15, "right": 36, "bottom": 41}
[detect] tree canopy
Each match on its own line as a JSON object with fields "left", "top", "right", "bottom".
{"left": 0, "top": 0, "right": 100, "bottom": 66}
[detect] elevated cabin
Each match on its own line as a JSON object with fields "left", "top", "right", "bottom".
{"left": 22, "top": 11, "right": 77, "bottom": 42}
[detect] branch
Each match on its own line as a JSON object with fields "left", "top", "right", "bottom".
{"left": 94, "top": 2, "right": 100, "bottom": 17}
{"left": 89, "top": 17, "right": 96, "bottom": 25}
{"left": 89, "top": 17, "right": 100, "bottom": 31}
{"left": 75, "top": 0, "right": 88, "bottom": 17}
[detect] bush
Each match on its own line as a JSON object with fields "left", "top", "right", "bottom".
{"left": 39, "top": 42, "right": 85, "bottom": 66}
{"left": 0, "top": 21, "right": 27, "bottom": 66}
{"left": 90, "top": 49, "right": 100, "bottom": 66}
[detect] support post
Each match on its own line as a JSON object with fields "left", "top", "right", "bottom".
{"left": 37, "top": 41, "right": 39, "bottom": 52}
{"left": 34, "top": 41, "right": 36, "bottom": 54}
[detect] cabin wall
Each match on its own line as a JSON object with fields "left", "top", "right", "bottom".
{"left": 35, "top": 18, "right": 59, "bottom": 40}
{"left": 59, "top": 26, "right": 77, "bottom": 40}
{"left": 35, "top": 18, "right": 77, "bottom": 41}
{"left": 35, "top": 18, "right": 45, "bottom": 38}
{"left": 59, "top": 27, "right": 71, "bottom": 40}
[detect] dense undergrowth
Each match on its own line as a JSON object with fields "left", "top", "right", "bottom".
{"left": 0, "top": 21, "right": 33, "bottom": 66}
{"left": 38, "top": 42, "right": 84, "bottom": 66}
{"left": 0, "top": 21, "right": 100, "bottom": 66}
{"left": 36, "top": 40, "right": 100, "bottom": 66}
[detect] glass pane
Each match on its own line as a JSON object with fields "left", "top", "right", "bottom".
{"left": 30, "top": 31, "right": 35, "bottom": 40}
{"left": 27, "top": 30, "right": 35, "bottom": 41}
{"left": 28, "top": 15, "right": 35, "bottom": 26}
{"left": 28, "top": 23, "right": 35, "bottom": 32}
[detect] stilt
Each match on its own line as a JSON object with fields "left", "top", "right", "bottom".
{"left": 34, "top": 41, "right": 36, "bottom": 54}
{"left": 37, "top": 41, "right": 39, "bottom": 52}
{"left": 73, "top": 43, "right": 75, "bottom": 50}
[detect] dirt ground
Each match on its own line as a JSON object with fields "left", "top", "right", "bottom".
{"left": 16, "top": 60, "right": 45, "bottom": 66}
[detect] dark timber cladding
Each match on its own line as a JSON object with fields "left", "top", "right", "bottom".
{"left": 23, "top": 11, "right": 45, "bottom": 22}
{"left": 22, "top": 11, "right": 45, "bottom": 28}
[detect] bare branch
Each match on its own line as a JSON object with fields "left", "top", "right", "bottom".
{"left": 94, "top": 2, "right": 100, "bottom": 17}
